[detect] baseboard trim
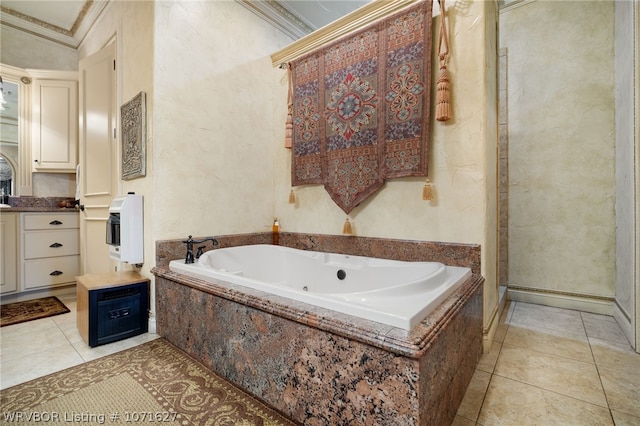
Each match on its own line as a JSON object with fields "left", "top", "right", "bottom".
{"left": 507, "top": 286, "right": 614, "bottom": 315}
{"left": 613, "top": 302, "right": 635, "bottom": 349}
{"left": 0, "top": 284, "right": 76, "bottom": 305}
{"left": 483, "top": 304, "right": 499, "bottom": 353}
{"left": 148, "top": 316, "right": 157, "bottom": 334}
{"left": 482, "top": 287, "right": 509, "bottom": 353}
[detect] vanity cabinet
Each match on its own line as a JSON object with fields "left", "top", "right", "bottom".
{"left": 21, "top": 213, "right": 80, "bottom": 290}
{"left": 0, "top": 213, "right": 18, "bottom": 294}
{"left": 31, "top": 78, "right": 78, "bottom": 172}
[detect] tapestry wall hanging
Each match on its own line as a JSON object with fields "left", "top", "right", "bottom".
{"left": 290, "top": 1, "right": 433, "bottom": 214}
{"left": 121, "top": 91, "right": 146, "bottom": 180}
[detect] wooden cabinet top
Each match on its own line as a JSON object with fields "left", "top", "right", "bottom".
{"left": 76, "top": 271, "right": 148, "bottom": 291}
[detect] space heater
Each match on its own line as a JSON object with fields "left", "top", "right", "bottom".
{"left": 106, "top": 193, "right": 143, "bottom": 264}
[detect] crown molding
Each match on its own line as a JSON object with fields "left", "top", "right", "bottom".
{"left": 270, "top": 0, "right": 418, "bottom": 67}
{"left": 0, "top": 0, "right": 109, "bottom": 49}
{"left": 236, "top": 0, "right": 313, "bottom": 41}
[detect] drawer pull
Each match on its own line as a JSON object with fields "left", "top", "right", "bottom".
{"left": 50, "top": 242, "right": 63, "bottom": 248}
{"left": 49, "top": 270, "right": 63, "bottom": 276}
{"left": 49, "top": 220, "right": 63, "bottom": 225}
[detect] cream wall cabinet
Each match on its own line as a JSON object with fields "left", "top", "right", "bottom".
{"left": 31, "top": 78, "right": 78, "bottom": 172}
{"left": 21, "top": 212, "right": 80, "bottom": 291}
{"left": 1, "top": 213, "right": 19, "bottom": 295}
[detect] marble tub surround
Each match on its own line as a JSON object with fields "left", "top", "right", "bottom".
{"left": 154, "top": 273, "right": 482, "bottom": 425}
{"left": 154, "top": 233, "right": 483, "bottom": 424}
{"left": 153, "top": 266, "right": 482, "bottom": 357}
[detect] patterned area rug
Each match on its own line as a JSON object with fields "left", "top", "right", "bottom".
{"left": 0, "top": 296, "right": 70, "bottom": 327}
{"left": 0, "top": 339, "right": 297, "bottom": 425}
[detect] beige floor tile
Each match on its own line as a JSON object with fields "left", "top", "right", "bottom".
{"left": 457, "top": 370, "right": 491, "bottom": 422}
{"left": 477, "top": 375, "right": 614, "bottom": 426}
{"left": 590, "top": 338, "right": 640, "bottom": 373}
{"left": 500, "top": 300, "right": 515, "bottom": 324}
{"left": 509, "top": 302, "right": 586, "bottom": 336}
{"left": 73, "top": 332, "right": 159, "bottom": 362}
{"left": 57, "top": 318, "right": 86, "bottom": 345}
{"left": 494, "top": 323, "right": 508, "bottom": 344}
{"left": 598, "top": 364, "right": 640, "bottom": 418}
{"left": 0, "top": 315, "right": 60, "bottom": 340}
{"left": 452, "top": 415, "right": 476, "bottom": 426}
{"left": 582, "top": 312, "right": 631, "bottom": 346}
{"left": 456, "top": 369, "right": 491, "bottom": 422}
{"left": 0, "top": 344, "right": 84, "bottom": 389}
{"left": 611, "top": 410, "right": 640, "bottom": 426}
{"left": 0, "top": 320, "right": 71, "bottom": 361}
{"left": 477, "top": 341, "right": 501, "bottom": 374}
{"left": 1, "top": 296, "right": 157, "bottom": 389}
{"left": 494, "top": 346, "right": 607, "bottom": 406}
{"left": 52, "top": 307, "right": 77, "bottom": 327}
{"left": 503, "top": 324, "right": 592, "bottom": 363}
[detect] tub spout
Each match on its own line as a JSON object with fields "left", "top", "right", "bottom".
{"left": 183, "top": 235, "right": 219, "bottom": 264}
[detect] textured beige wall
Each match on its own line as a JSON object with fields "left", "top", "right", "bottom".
{"left": 614, "top": 0, "right": 638, "bottom": 345}
{"left": 152, "top": 1, "right": 291, "bottom": 239}
{"left": 501, "top": 1, "right": 616, "bottom": 298}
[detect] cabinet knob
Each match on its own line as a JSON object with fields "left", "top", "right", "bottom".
{"left": 34, "top": 159, "right": 39, "bottom": 163}
{"left": 49, "top": 270, "right": 63, "bottom": 276}
{"left": 50, "top": 242, "right": 63, "bottom": 248}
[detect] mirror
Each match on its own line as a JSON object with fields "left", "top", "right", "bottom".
{"left": 0, "top": 78, "right": 19, "bottom": 197}
{"left": 0, "top": 156, "right": 14, "bottom": 198}
{"left": 0, "top": 64, "right": 32, "bottom": 196}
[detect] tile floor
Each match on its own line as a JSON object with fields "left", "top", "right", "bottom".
{"left": 454, "top": 301, "right": 640, "bottom": 426}
{"left": 0, "top": 294, "right": 158, "bottom": 390}
{"left": 1, "top": 296, "right": 639, "bottom": 425}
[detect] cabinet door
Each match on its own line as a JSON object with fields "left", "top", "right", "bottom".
{"left": 0, "top": 213, "right": 18, "bottom": 294}
{"left": 32, "top": 79, "right": 78, "bottom": 172}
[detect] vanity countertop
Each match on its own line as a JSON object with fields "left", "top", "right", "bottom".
{"left": 0, "top": 206, "right": 79, "bottom": 213}
{"left": 1, "top": 197, "right": 79, "bottom": 213}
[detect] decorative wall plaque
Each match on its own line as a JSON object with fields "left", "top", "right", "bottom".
{"left": 121, "top": 91, "right": 146, "bottom": 180}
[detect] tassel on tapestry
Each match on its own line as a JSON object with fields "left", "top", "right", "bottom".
{"left": 423, "top": 178, "right": 434, "bottom": 201}
{"left": 436, "top": 67, "right": 451, "bottom": 122}
{"left": 285, "top": 63, "right": 293, "bottom": 149}
{"left": 436, "top": 0, "right": 452, "bottom": 122}
{"left": 343, "top": 218, "right": 353, "bottom": 235}
{"left": 288, "top": 189, "right": 296, "bottom": 204}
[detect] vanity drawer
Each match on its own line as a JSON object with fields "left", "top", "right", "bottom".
{"left": 23, "top": 255, "right": 80, "bottom": 290}
{"left": 23, "top": 213, "right": 79, "bottom": 230}
{"left": 24, "top": 229, "right": 79, "bottom": 259}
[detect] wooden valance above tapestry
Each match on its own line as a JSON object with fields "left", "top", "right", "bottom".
{"left": 289, "top": 0, "right": 433, "bottom": 214}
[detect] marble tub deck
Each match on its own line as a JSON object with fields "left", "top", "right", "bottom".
{"left": 153, "top": 233, "right": 483, "bottom": 425}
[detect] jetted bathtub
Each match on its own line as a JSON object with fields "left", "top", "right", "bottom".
{"left": 169, "top": 244, "right": 472, "bottom": 330}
